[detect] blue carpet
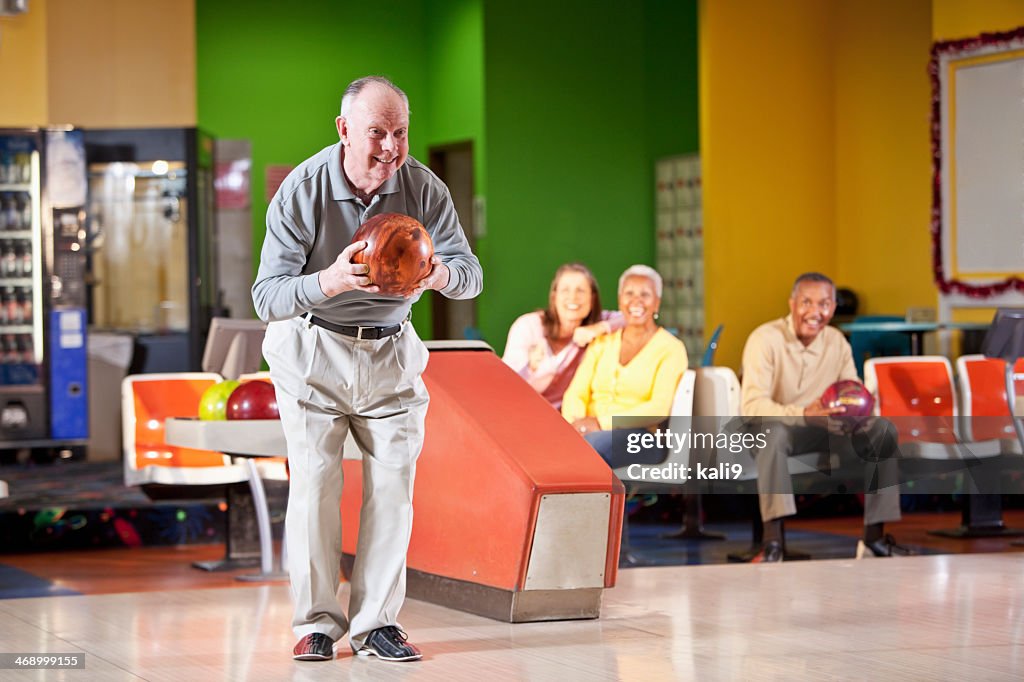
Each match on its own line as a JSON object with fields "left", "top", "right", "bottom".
{"left": 0, "top": 461, "right": 288, "bottom": 553}
{"left": 0, "top": 564, "right": 80, "bottom": 599}
{"left": 623, "top": 522, "right": 939, "bottom": 567}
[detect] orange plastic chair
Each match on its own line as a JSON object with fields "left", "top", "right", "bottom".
{"left": 956, "top": 354, "right": 1024, "bottom": 453}
{"left": 867, "top": 356, "right": 1020, "bottom": 537}
{"left": 864, "top": 356, "right": 959, "bottom": 457}
{"left": 122, "top": 372, "right": 245, "bottom": 488}
{"left": 122, "top": 372, "right": 282, "bottom": 485}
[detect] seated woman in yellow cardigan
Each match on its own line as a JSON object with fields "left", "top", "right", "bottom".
{"left": 561, "top": 264, "right": 688, "bottom": 469}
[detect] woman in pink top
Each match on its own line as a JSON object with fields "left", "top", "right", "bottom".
{"left": 502, "top": 263, "right": 623, "bottom": 409}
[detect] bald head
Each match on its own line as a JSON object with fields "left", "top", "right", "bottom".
{"left": 340, "top": 76, "right": 409, "bottom": 118}
{"left": 336, "top": 77, "right": 411, "bottom": 199}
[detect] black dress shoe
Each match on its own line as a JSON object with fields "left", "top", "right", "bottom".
{"left": 856, "top": 534, "right": 914, "bottom": 558}
{"left": 357, "top": 626, "right": 422, "bottom": 662}
{"left": 293, "top": 632, "right": 335, "bottom": 661}
{"left": 748, "top": 540, "right": 784, "bottom": 563}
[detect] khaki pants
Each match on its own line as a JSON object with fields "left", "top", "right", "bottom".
{"left": 754, "top": 418, "right": 902, "bottom": 526}
{"left": 263, "top": 316, "right": 429, "bottom": 650}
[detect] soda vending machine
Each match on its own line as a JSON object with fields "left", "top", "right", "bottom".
{"left": 0, "top": 128, "right": 89, "bottom": 447}
{"left": 84, "top": 128, "right": 220, "bottom": 373}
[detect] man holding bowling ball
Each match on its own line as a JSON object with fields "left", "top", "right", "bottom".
{"left": 253, "top": 75, "right": 482, "bottom": 662}
{"left": 738, "top": 272, "right": 909, "bottom": 562}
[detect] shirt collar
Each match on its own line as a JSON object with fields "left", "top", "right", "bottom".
{"left": 785, "top": 314, "right": 823, "bottom": 354}
{"left": 328, "top": 142, "right": 403, "bottom": 202}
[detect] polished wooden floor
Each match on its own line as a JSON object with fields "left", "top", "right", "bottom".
{"left": 3, "top": 511, "right": 1024, "bottom": 680}
{"left": 1, "top": 549, "right": 1023, "bottom": 680}
{"left": 1, "top": 512, "right": 1023, "bottom": 679}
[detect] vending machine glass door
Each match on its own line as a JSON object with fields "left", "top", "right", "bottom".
{"left": 0, "top": 134, "right": 43, "bottom": 387}
{"left": 88, "top": 161, "right": 190, "bottom": 333}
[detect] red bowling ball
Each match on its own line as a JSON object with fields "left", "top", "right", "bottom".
{"left": 820, "top": 380, "right": 874, "bottom": 417}
{"left": 351, "top": 212, "right": 434, "bottom": 296}
{"left": 225, "top": 380, "right": 279, "bottom": 420}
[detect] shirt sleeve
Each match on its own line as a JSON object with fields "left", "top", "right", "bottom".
{"left": 561, "top": 342, "right": 600, "bottom": 423}
{"left": 502, "top": 314, "right": 534, "bottom": 372}
{"left": 601, "top": 310, "right": 625, "bottom": 333}
{"left": 423, "top": 183, "right": 483, "bottom": 301}
{"left": 251, "top": 197, "right": 330, "bottom": 322}
{"left": 740, "top": 329, "right": 804, "bottom": 417}
{"left": 502, "top": 314, "right": 558, "bottom": 392}
{"left": 594, "top": 340, "right": 688, "bottom": 430}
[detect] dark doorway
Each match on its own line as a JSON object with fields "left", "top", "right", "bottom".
{"left": 428, "top": 141, "right": 477, "bottom": 340}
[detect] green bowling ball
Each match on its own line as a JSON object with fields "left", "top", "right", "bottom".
{"left": 198, "top": 380, "right": 241, "bottom": 420}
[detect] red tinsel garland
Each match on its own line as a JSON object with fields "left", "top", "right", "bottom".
{"left": 929, "top": 26, "right": 1024, "bottom": 298}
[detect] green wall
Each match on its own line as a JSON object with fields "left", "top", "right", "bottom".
{"left": 196, "top": 0, "right": 431, "bottom": 326}
{"left": 424, "top": 0, "right": 486, "bottom": 195}
{"left": 196, "top": 0, "right": 698, "bottom": 349}
{"left": 421, "top": 0, "right": 486, "bottom": 335}
{"left": 480, "top": 0, "right": 699, "bottom": 351}
{"left": 197, "top": 0, "right": 430, "bottom": 173}
{"left": 645, "top": 0, "right": 700, "bottom": 160}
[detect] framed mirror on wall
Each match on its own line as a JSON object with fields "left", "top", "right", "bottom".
{"left": 932, "top": 26, "right": 1024, "bottom": 322}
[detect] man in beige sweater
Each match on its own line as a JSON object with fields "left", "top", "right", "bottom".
{"left": 739, "top": 272, "right": 909, "bottom": 562}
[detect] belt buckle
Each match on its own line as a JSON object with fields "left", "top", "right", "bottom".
{"left": 356, "top": 326, "right": 375, "bottom": 340}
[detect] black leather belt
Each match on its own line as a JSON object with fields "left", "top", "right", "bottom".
{"left": 301, "top": 313, "right": 404, "bottom": 340}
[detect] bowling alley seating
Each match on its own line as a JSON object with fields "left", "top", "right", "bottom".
{"left": 698, "top": 366, "right": 842, "bottom": 560}
{"left": 863, "top": 356, "right": 960, "bottom": 459}
{"left": 944, "top": 354, "right": 1024, "bottom": 537}
{"left": 610, "top": 369, "right": 698, "bottom": 556}
{"left": 956, "top": 355, "right": 1024, "bottom": 456}
{"left": 864, "top": 355, "right": 1019, "bottom": 537}
{"left": 701, "top": 324, "right": 725, "bottom": 366}
{"left": 655, "top": 323, "right": 729, "bottom": 536}
{"left": 338, "top": 344, "right": 624, "bottom": 622}
{"left": 122, "top": 373, "right": 287, "bottom": 493}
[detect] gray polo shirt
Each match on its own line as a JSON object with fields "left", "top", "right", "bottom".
{"left": 252, "top": 142, "right": 483, "bottom": 326}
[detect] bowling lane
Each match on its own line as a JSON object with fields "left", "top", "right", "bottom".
{"left": 1, "top": 554, "right": 1022, "bottom": 680}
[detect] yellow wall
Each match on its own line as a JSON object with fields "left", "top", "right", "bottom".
{"left": 0, "top": 0, "right": 49, "bottom": 126}
{"left": 703, "top": 0, "right": 1024, "bottom": 372}
{"left": 933, "top": 0, "right": 1024, "bottom": 39}
{"left": 833, "top": 0, "right": 933, "bottom": 316}
{"left": 46, "top": 0, "right": 195, "bottom": 127}
{"left": 701, "top": 0, "right": 837, "bottom": 371}
{"left": 0, "top": 0, "right": 194, "bottom": 127}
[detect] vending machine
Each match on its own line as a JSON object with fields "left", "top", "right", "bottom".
{"left": 84, "top": 128, "right": 220, "bottom": 373}
{"left": 0, "top": 128, "right": 89, "bottom": 446}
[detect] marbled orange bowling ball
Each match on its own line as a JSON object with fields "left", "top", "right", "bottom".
{"left": 351, "top": 213, "right": 434, "bottom": 296}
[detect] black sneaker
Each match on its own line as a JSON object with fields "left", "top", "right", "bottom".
{"left": 356, "top": 626, "right": 422, "bottom": 662}
{"left": 292, "top": 632, "right": 335, "bottom": 661}
{"left": 856, "top": 534, "right": 915, "bottom": 558}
